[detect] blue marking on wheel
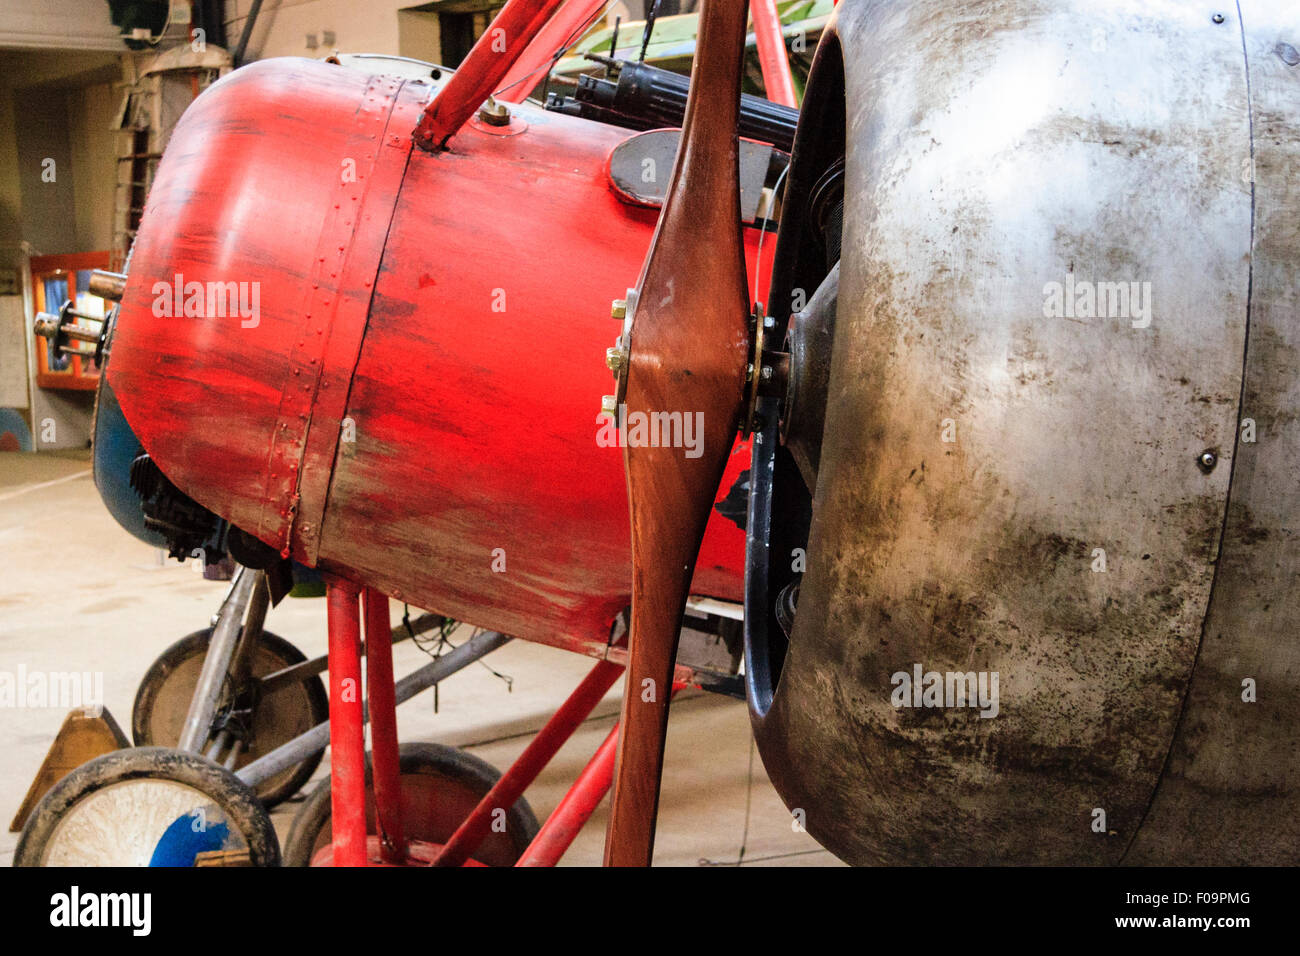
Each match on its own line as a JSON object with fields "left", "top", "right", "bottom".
{"left": 149, "top": 811, "right": 231, "bottom": 866}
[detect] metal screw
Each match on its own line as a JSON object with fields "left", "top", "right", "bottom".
{"left": 611, "top": 299, "right": 627, "bottom": 320}
{"left": 1212, "top": 12, "right": 1225, "bottom": 23}
{"left": 1198, "top": 450, "right": 1218, "bottom": 472}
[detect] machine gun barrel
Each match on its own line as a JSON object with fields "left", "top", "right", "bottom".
{"left": 557, "top": 58, "right": 798, "bottom": 154}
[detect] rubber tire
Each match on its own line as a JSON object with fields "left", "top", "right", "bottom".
{"left": 14, "top": 746, "right": 280, "bottom": 867}
{"left": 132, "top": 628, "right": 328, "bottom": 808}
{"left": 283, "top": 742, "right": 540, "bottom": 867}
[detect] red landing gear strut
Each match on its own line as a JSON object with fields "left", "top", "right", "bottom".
{"left": 322, "top": 579, "right": 688, "bottom": 867}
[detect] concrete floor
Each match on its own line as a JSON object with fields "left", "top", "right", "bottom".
{"left": 0, "top": 450, "right": 840, "bottom": 866}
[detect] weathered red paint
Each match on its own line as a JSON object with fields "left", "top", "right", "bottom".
{"left": 413, "top": 0, "right": 567, "bottom": 150}
{"left": 326, "top": 579, "right": 367, "bottom": 867}
{"left": 109, "top": 57, "right": 769, "bottom": 660}
{"left": 751, "top": 0, "right": 798, "bottom": 107}
{"left": 363, "top": 587, "right": 406, "bottom": 864}
{"left": 312, "top": 837, "right": 489, "bottom": 867}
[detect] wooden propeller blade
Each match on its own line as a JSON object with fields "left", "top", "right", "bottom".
{"left": 603, "top": 0, "right": 752, "bottom": 867}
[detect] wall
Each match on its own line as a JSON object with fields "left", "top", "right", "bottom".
{"left": 0, "top": 61, "right": 30, "bottom": 441}
{"left": 0, "top": 78, "right": 21, "bottom": 250}
{"left": 396, "top": 5, "right": 442, "bottom": 62}
{"left": 0, "top": 50, "right": 123, "bottom": 450}
{"left": 227, "top": 0, "right": 411, "bottom": 61}
{"left": 0, "top": 0, "right": 121, "bottom": 51}
{"left": 224, "top": 0, "right": 639, "bottom": 66}
{"left": 12, "top": 87, "right": 78, "bottom": 256}
{"left": 68, "top": 81, "right": 119, "bottom": 254}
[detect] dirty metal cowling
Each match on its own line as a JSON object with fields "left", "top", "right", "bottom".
{"left": 750, "top": 0, "right": 1300, "bottom": 865}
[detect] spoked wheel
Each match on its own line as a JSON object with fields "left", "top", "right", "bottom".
{"left": 133, "top": 628, "right": 328, "bottom": 807}
{"left": 13, "top": 747, "right": 280, "bottom": 867}
{"left": 283, "top": 742, "right": 540, "bottom": 867}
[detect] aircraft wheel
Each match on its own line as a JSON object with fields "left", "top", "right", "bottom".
{"left": 14, "top": 747, "right": 280, "bottom": 866}
{"left": 283, "top": 742, "right": 539, "bottom": 866}
{"left": 133, "top": 628, "right": 328, "bottom": 807}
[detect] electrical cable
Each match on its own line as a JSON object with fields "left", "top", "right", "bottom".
{"left": 752, "top": 159, "right": 791, "bottom": 309}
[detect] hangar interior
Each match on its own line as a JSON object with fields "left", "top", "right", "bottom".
{"left": 0, "top": 0, "right": 1295, "bottom": 871}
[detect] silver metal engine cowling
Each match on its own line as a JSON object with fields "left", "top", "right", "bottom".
{"left": 752, "top": 0, "right": 1299, "bottom": 865}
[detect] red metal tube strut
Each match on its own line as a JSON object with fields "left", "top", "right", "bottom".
{"left": 363, "top": 587, "right": 406, "bottom": 865}
{"left": 517, "top": 683, "right": 684, "bottom": 867}
{"left": 750, "top": 0, "right": 798, "bottom": 107}
{"left": 433, "top": 659, "right": 624, "bottom": 867}
{"left": 516, "top": 723, "right": 619, "bottom": 867}
{"left": 413, "top": 0, "right": 567, "bottom": 151}
{"left": 326, "top": 579, "right": 367, "bottom": 867}
{"left": 496, "top": 0, "right": 609, "bottom": 103}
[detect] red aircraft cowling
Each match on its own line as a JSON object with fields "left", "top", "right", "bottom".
{"left": 109, "top": 57, "right": 773, "bottom": 659}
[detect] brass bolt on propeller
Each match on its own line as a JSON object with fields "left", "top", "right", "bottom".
{"left": 600, "top": 289, "right": 637, "bottom": 417}
{"left": 742, "top": 304, "right": 790, "bottom": 437}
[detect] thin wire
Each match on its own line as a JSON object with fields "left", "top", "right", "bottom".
{"left": 145, "top": 3, "right": 173, "bottom": 47}
{"left": 699, "top": 847, "right": 829, "bottom": 867}
{"left": 638, "top": 0, "right": 662, "bottom": 62}
{"left": 752, "top": 159, "right": 791, "bottom": 308}
{"left": 466, "top": 628, "right": 515, "bottom": 691}
{"left": 736, "top": 732, "right": 757, "bottom": 864}
{"left": 405, "top": 610, "right": 515, "bottom": 709}
{"left": 405, "top": 605, "right": 457, "bottom": 712}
